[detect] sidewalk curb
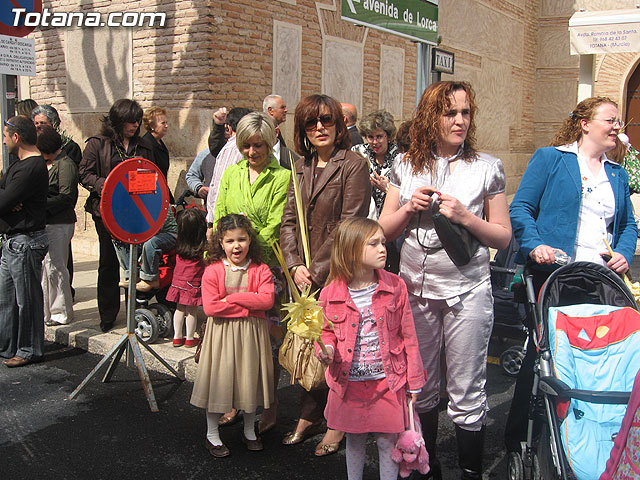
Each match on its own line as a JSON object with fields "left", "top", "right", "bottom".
{"left": 45, "top": 321, "right": 199, "bottom": 383}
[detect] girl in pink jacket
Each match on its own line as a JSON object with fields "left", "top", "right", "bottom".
{"left": 317, "top": 217, "right": 426, "bottom": 480}
{"left": 190, "top": 214, "right": 275, "bottom": 458}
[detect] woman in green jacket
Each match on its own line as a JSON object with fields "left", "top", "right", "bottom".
{"left": 212, "top": 111, "right": 291, "bottom": 434}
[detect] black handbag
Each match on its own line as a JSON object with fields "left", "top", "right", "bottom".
{"left": 428, "top": 195, "right": 480, "bottom": 266}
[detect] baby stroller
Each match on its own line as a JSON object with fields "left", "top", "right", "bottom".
{"left": 490, "top": 236, "right": 528, "bottom": 376}
{"left": 130, "top": 251, "right": 176, "bottom": 344}
{"left": 508, "top": 261, "right": 640, "bottom": 480}
{"left": 128, "top": 189, "right": 203, "bottom": 344}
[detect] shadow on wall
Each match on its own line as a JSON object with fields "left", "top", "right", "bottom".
{"left": 40, "top": 2, "right": 216, "bottom": 175}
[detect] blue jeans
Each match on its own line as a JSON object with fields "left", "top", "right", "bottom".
{"left": 0, "top": 230, "right": 49, "bottom": 360}
{"left": 114, "top": 232, "right": 176, "bottom": 282}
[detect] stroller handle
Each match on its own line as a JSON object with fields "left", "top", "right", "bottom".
{"left": 540, "top": 376, "right": 631, "bottom": 405}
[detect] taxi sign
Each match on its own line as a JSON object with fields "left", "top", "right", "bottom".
{"left": 100, "top": 158, "right": 169, "bottom": 244}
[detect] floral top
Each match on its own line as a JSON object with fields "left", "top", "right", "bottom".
{"left": 352, "top": 142, "right": 399, "bottom": 214}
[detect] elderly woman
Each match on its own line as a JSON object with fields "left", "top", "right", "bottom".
{"left": 142, "top": 106, "right": 173, "bottom": 202}
{"left": 505, "top": 96, "right": 637, "bottom": 455}
{"left": 79, "top": 99, "right": 154, "bottom": 333}
{"left": 280, "top": 94, "right": 371, "bottom": 456}
{"left": 352, "top": 110, "right": 399, "bottom": 218}
{"left": 32, "top": 105, "right": 82, "bottom": 166}
{"left": 378, "top": 81, "right": 511, "bottom": 479}
{"left": 36, "top": 125, "right": 78, "bottom": 326}
{"left": 212, "top": 112, "right": 291, "bottom": 434}
{"left": 353, "top": 110, "right": 402, "bottom": 272}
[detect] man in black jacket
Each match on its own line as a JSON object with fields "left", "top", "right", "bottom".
{"left": 0, "top": 116, "right": 49, "bottom": 367}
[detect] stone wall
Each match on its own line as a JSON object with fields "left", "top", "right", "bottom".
{"left": 437, "top": 0, "right": 541, "bottom": 196}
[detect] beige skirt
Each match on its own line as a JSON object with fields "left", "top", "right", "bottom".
{"left": 190, "top": 315, "right": 274, "bottom": 413}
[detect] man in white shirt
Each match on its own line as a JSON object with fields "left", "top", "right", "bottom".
{"left": 263, "top": 94, "right": 288, "bottom": 148}
{"left": 205, "top": 107, "right": 252, "bottom": 222}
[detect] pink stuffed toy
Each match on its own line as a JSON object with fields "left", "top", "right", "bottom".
{"left": 391, "top": 400, "right": 430, "bottom": 478}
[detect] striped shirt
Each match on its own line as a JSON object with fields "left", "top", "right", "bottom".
{"left": 205, "top": 135, "right": 243, "bottom": 222}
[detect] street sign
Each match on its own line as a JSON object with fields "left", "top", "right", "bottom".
{"left": 432, "top": 48, "right": 454, "bottom": 74}
{"left": 100, "top": 158, "right": 169, "bottom": 245}
{"left": 0, "top": 35, "right": 36, "bottom": 76}
{"left": 0, "top": 0, "right": 43, "bottom": 37}
{"left": 342, "top": 0, "right": 438, "bottom": 45}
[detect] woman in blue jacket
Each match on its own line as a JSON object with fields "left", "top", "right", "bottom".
{"left": 510, "top": 96, "right": 636, "bottom": 273}
{"left": 506, "top": 96, "right": 638, "bottom": 453}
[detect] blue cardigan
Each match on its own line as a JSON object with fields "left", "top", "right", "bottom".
{"left": 510, "top": 145, "right": 638, "bottom": 266}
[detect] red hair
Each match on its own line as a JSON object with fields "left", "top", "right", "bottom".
{"left": 407, "top": 81, "right": 477, "bottom": 175}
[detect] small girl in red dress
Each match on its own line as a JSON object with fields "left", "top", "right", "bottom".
{"left": 166, "top": 208, "right": 207, "bottom": 347}
{"left": 316, "top": 217, "right": 426, "bottom": 480}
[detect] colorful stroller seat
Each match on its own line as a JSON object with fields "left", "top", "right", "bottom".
{"left": 547, "top": 304, "right": 640, "bottom": 479}
{"left": 508, "top": 261, "right": 639, "bottom": 480}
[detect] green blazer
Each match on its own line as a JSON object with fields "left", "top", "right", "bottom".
{"left": 214, "top": 154, "right": 291, "bottom": 265}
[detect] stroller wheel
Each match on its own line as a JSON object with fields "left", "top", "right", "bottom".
{"left": 148, "top": 302, "right": 173, "bottom": 338}
{"left": 507, "top": 452, "right": 524, "bottom": 480}
{"left": 134, "top": 308, "right": 159, "bottom": 344}
{"left": 500, "top": 346, "right": 525, "bottom": 377}
{"left": 531, "top": 452, "right": 541, "bottom": 480}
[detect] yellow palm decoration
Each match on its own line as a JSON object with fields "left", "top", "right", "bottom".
{"left": 272, "top": 241, "right": 332, "bottom": 354}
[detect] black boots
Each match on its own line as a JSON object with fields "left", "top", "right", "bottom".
{"left": 409, "top": 410, "right": 442, "bottom": 480}
{"left": 455, "top": 424, "right": 485, "bottom": 480}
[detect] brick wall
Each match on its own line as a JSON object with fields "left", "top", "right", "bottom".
{"left": 26, "top": 0, "right": 424, "bottom": 254}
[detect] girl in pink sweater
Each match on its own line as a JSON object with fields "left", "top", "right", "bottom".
{"left": 190, "top": 214, "right": 275, "bottom": 458}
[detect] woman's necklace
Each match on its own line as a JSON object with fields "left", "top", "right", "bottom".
{"left": 114, "top": 139, "right": 137, "bottom": 163}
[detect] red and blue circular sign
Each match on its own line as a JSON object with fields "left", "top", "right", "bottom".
{"left": 100, "top": 158, "right": 169, "bottom": 245}
{"left": 0, "top": 0, "right": 42, "bottom": 37}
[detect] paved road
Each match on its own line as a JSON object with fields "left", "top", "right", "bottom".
{"left": 1, "top": 339, "right": 517, "bottom": 479}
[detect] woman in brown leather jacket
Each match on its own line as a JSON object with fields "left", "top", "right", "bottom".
{"left": 279, "top": 94, "right": 371, "bottom": 456}
{"left": 78, "top": 99, "right": 154, "bottom": 333}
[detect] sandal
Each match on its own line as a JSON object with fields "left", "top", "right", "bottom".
{"left": 315, "top": 441, "right": 340, "bottom": 456}
{"left": 282, "top": 420, "right": 324, "bottom": 445}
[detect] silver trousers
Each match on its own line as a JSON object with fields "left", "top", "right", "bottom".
{"left": 410, "top": 278, "right": 493, "bottom": 431}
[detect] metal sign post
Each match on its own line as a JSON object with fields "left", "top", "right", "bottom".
{"left": 69, "top": 158, "right": 183, "bottom": 412}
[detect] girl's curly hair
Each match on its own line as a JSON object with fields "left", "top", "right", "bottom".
{"left": 205, "top": 214, "right": 263, "bottom": 265}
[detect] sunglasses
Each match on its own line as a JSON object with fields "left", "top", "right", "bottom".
{"left": 304, "top": 114, "right": 335, "bottom": 131}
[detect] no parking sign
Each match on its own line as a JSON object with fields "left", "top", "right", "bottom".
{"left": 100, "top": 158, "right": 169, "bottom": 244}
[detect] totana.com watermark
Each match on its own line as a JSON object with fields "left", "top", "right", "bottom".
{"left": 12, "top": 8, "right": 166, "bottom": 28}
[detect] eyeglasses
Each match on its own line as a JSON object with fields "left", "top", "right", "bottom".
{"left": 4, "top": 120, "right": 16, "bottom": 128}
{"left": 304, "top": 114, "right": 335, "bottom": 131}
{"left": 366, "top": 134, "right": 387, "bottom": 143}
{"left": 593, "top": 118, "right": 622, "bottom": 127}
